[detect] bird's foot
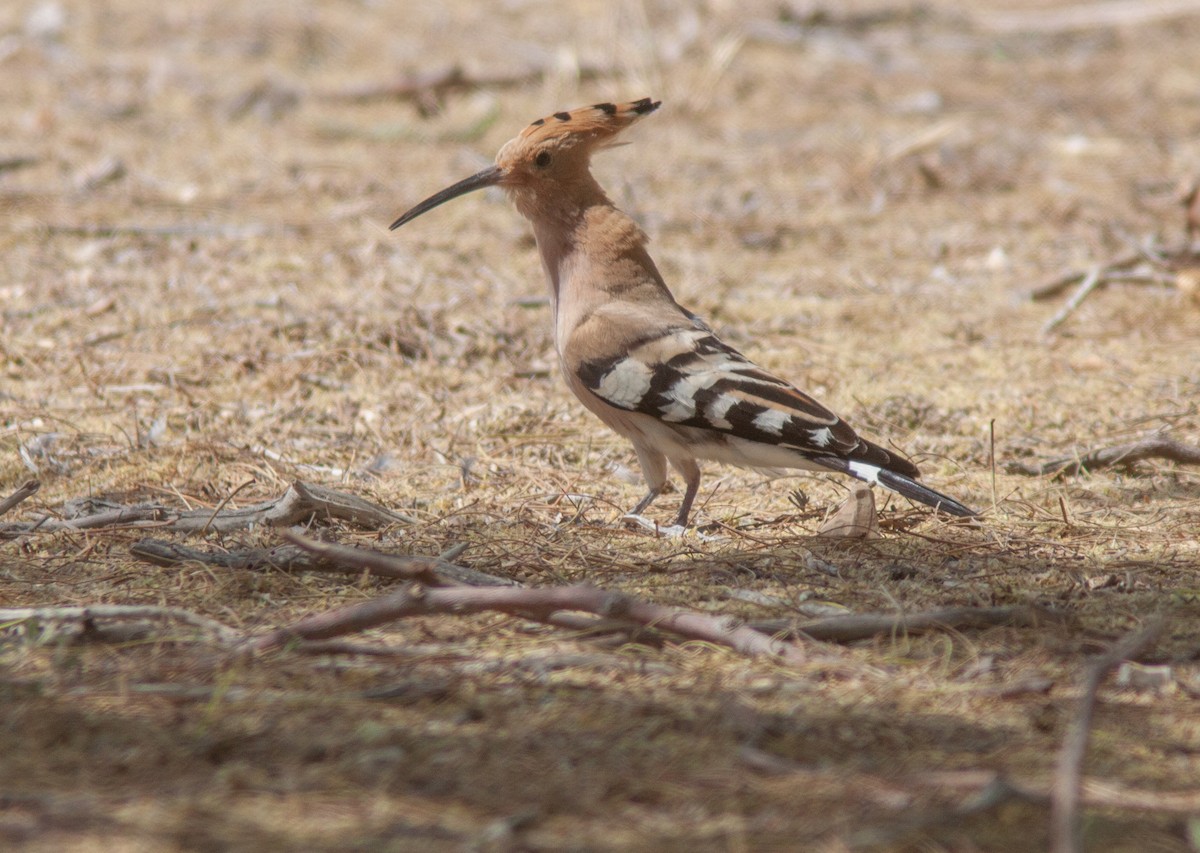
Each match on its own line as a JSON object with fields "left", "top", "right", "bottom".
{"left": 621, "top": 514, "right": 688, "bottom": 538}
{"left": 620, "top": 514, "right": 724, "bottom": 541}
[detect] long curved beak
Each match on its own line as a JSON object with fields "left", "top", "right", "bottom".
{"left": 389, "top": 165, "right": 504, "bottom": 230}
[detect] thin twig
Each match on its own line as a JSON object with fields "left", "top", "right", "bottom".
{"left": 1029, "top": 252, "right": 1141, "bottom": 301}
{"left": 1008, "top": 436, "right": 1200, "bottom": 477}
{"left": 1098, "top": 271, "right": 1177, "bottom": 287}
{"left": 199, "top": 477, "right": 257, "bottom": 536}
{"left": 1042, "top": 265, "right": 1103, "bottom": 334}
{"left": 0, "top": 479, "right": 40, "bottom": 518}
{"left": 1051, "top": 618, "right": 1166, "bottom": 853}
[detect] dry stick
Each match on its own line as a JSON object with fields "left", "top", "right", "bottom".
{"left": 1, "top": 480, "right": 413, "bottom": 538}
{"left": 134, "top": 535, "right": 604, "bottom": 641}
{"left": 1051, "top": 618, "right": 1166, "bottom": 853}
{"left": 277, "top": 532, "right": 639, "bottom": 638}
{"left": 130, "top": 535, "right": 515, "bottom": 588}
{"left": 245, "top": 582, "right": 805, "bottom": 663}
{"left": 1042, "top": 265, "right": 1103, "bottom": 334}
{"left": 0, "top": 479, "right": 39, "bottom": 518}
{"left": 752, "top": 604, "right": 1067, "bottom": 644}
{"left": 0, "top": 605, "right": 241, "bottom": 645}
{"left": 27, "top": 506, "right": 169, "bottom": 532}
{"left": 1098, "top": 271, "right": 1178, "bottom": 287}
{"left": 1030, "top": 235, "right": 1185, "bottom": 303}
{"left": 198, "top": 477, "right": 256, "bottom": 536}
{"left": 1029, "top": 252, "right": 1141, "bottom": 301}
{"left": 288, "top": 480, "right": 417, "bottom": 526}
{"left": 278, "top": 530, "right": 449, "bottom": 586}
{"left": 1009, "top": 435, "right": 1200, "bottom": 477}
{"left": 130, "top": 539, "right": 328, "bottom": 572}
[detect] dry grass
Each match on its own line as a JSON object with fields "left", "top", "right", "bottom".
{"left": 3, "top": 0, "right": 1200, "bottom": 849}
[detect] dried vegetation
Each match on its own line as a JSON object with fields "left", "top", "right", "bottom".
{"left": 3, "top": 0, "right": 1200, "bottom": 850}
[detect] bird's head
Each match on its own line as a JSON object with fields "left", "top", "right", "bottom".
{"left": 390, "top": 98, "right": 661, "bottom": 229}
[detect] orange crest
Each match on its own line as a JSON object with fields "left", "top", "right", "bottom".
{"left": 517, "top": 98, "right": 661, "bottom": 146}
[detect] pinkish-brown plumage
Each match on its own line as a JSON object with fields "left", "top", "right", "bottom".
{"left": 391, "top": 99, "right": 974, "bottom": 530}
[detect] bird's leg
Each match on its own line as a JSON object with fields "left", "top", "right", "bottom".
{"left": 669, "top": 457, "right": 702, "bottom": 529}
{"left": 626, "top": 458, "right": 705, "bottom": 539}
{"left": 629, "top": 486, "right": 662, "bottom": 516}
{"left": 622, "top": 445, "right": 668, "bottom": 526}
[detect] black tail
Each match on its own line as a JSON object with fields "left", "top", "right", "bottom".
{"left": 813, "top": 457, "right": 977, "bottom": 518}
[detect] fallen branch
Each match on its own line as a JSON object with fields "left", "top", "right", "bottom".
{"left": 1051, "top": 618, "right": 1166, "bottom": 853}
{"left": 0, "top": 605, "right": 241, "bottom": 645}
{"left": 0, "top": 479, "right": 40, "bottom": 518}
{"left": 245, "top": 582, "right": 805, "bottom": 663}
{"left": 14, "top": 505, "right": 170, "bottom": 533}
{"left": 130, "top": 534, "right": 516, "bottom": 588}
{"left": 290, "top": 481, "right": 417, "bottom": 526}
{"left": 130, "top": 538, "right": 329, "bottom": 572}
{"left": 751, "top": 604, "right": 1066, "bottom": 643}
{"left": 163, "top": 480, "right": 415, "bottom": 533}
{"left": 1008, "top": 436, "right": 1200, "bottom": 477}
{"left": 1, "top": 480, "right": 413, "bottom": 538}
{"left": 134, "top": 534, "right": 620, "bottom": 640}
{"left": 277, "top": 530, "right": 446, "bottom": 586}
{"left": 278, "top": 532, "right": 638, "bottom": 638}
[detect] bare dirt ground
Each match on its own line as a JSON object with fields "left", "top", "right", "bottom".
{"left": 3, "top": 1, "right": 1200, "bottom": 850}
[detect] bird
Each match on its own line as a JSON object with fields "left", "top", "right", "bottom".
{"left": 391, "top": 98, "right": 976, "bottom": 531}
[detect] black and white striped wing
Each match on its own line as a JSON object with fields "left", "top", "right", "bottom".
{"left": 577, "top": 326, "right": 887, "bottom": 463}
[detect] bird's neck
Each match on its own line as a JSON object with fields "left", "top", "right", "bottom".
{"left": 518, "top": 179, "right": 677, "bottom": 345}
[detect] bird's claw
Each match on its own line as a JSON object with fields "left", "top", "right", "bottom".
{"left": 621, "top": 514, "right": 688, "bottom": 538}
{"left": 620, "top": 514, "right": 724, "bottom": 541}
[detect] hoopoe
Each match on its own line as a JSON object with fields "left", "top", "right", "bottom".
{"left": 391, "top": 98, "right": 976, "bottom": 530}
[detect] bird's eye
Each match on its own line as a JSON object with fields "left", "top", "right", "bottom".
{"left": 534, "top": 151, "right": 552, "bottom": 168}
